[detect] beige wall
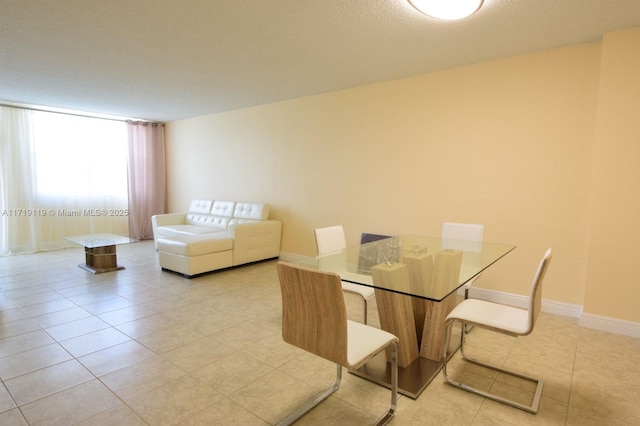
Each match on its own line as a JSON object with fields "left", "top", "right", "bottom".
{"left": 165, "top": 27, "right": 640, "bottom": 323}
{"left": 585, "top": 27, "right": 640, "bottom": 320}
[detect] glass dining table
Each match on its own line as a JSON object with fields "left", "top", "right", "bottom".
{"left": 289, "top": 234, "right": 516, "bottom": 398}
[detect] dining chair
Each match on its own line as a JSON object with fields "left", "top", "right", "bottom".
{"left": 442, "top": 248, "right": 552, "bottom": 414}
{"left": 277, "top": 261, "right": 398, "bottom": 426}
{"left": 441, "top": 222, "right": 485, "bottom": 300}
{"left": 314, "top": 225, "right": 375, "bottom": 324}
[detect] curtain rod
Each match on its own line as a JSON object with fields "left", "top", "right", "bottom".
{"left": 0, "top": 101, "right": 162, "bottom": 124}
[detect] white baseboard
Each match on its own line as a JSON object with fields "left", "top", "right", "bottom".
{"left": 468, "top": 287, "right": 640, "bottom": 338}
{"left": 279, "top": 252, "right": 640, "bottom": 339}
{"left": 467, "top": 287, "right": 640, "bottom": 337}
{"left": 466, "top": 287, "right": 583, "bottom": 318}
{"left": 579, "top": 313, "right": 640, "bottom": 338}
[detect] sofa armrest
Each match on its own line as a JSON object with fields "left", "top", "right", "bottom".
{"left": 151, "top": 212, "right": 188, "bottom": 248}
{"left": 229, "top": 220, "right": 282, "bottom": 265}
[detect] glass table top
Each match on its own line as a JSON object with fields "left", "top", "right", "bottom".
{"left": 64, "top": 233, "right": 135, "bottom": 248}
{"left": 289, "top": 235, "right": 515, "bottom": 301}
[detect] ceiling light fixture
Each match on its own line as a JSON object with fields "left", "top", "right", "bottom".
{"left": 408, "top": 0, "right": 484, "bottom": 20}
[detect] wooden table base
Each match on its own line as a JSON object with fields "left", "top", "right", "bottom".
{"left": 79, "top": 245, "right": 125, "bottom": 274}
{"left": 368, "top": 253, "right": 463, "bottom": 398}
{"left": 350, "top": 323, "right": 462, "bottom": 399}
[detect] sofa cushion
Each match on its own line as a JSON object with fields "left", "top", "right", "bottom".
{"left": 228, "top": 218, "right": 257, "bottom": 226}
{"left": 234, "top": 203, "right": 269, "bottom": 220}
{"left": 188, "top": 200, "right": 213, "bottom": 214}
{"left": 184, "top": 214, "right": 230, "bottom": 229}
{"left": 157, "top": 225, "right": 227, "bottom": 238}
{"left": 157, "top": 234, "right": 233, "bottom": 257}
{"left": 211, "top": 200, "right": 236, "bottom": 217}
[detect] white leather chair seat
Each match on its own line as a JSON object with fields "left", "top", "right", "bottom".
{"left": 347, "top": 320, "right": 397, "bottom": 368}
{"left": 446, "top": 298, "right": 529, "bottom": 335}
{"left": 341, "top": 281, "right": 375, "bottom": 299}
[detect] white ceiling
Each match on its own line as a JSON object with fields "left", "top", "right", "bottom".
{"left": 2, "top": 0, "right": 640, "bottom": 122}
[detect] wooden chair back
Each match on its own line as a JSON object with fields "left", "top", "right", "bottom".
{"left": 277, "top": 261, "right": 348, "bottom": 365}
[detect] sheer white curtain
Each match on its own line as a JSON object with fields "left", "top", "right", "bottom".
{"left": 127, "top": 121, "right": 166, "bottom": 240}
{"left": 33, "top": 112, "right": 129, "bottom": 250}
{"left": 1, "top": 106, "right": 129, "bottom": 254}
{"left": 0, "top": 106, "right": 38, "bottom": 254}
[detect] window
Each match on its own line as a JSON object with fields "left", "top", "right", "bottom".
{"left": 33, "top": 112, "right": 128, "bottom": 199}
{"left": 2, "top": 105, "right": 163, "bottom": 253}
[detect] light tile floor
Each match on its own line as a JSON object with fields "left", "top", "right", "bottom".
{"left": 1, "top": 241, "right": 640, "bottom": 425}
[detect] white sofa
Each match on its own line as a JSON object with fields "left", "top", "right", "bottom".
{"left": 152, "top": 200, "right": 282, "bottom": 277}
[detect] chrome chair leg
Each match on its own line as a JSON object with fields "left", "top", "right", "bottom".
{"left": 463, "top": 288, "right": 473, "bottom": 333}
{"left": 374, "top": 341, "right": 397, "bottom": 426}
{"left": 278, "top": 343, "right": 398, "bottom": 426}
{"left": 443, "top": 320, "right": 544, "bottom": 414}
{"left": 277, "top": 364, "right": 342, "bottom": 426}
